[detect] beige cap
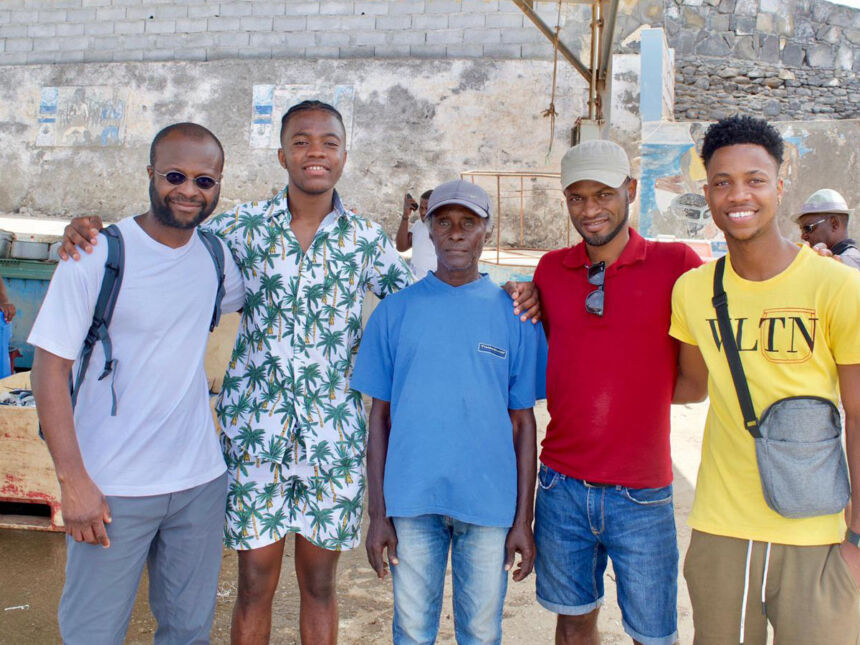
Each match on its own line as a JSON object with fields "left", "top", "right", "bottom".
{"left": 561, "top": 139, "right": 630, "bottom": 190}
{"left": 793, "top": 188, "right": 853, "bottom": 221}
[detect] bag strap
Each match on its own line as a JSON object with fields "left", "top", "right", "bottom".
{"left": 71, "top": 224, "right": 124, "bottom": 416}
{"left": 711, "top": 257, "right": 761, "bottom": 439}
{"left": 196, "top": 229, "right": 226, "bottom": 332}
{"left": 830, "top": 239, "right": 858, "bottom": 256}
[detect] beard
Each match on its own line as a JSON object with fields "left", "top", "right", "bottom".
{"left": 149, "top": 181, "right": 217, "bottom": 230}
{"left": 574, "top": 204, "right": 629, "bottom": 247}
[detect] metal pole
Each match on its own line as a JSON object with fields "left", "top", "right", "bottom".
{"left": 519, "top": 175, "right": 525, "bottom": 248}
{"left": 599, "top": 0, "right": 620, "bottom": 83}
{"left": 589, "top": 1, "right": 600, "bottom": 120}
{"left": 496, "top": 175, "right": 501, "bottom": 265}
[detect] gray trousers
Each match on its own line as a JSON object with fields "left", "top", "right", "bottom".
{"left": 59, "top": 472, "right": 228, "bottom": 645}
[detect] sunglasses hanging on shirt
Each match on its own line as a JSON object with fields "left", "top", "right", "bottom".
{"left": 585, "top": 261, "right": 605, "bottom": 317}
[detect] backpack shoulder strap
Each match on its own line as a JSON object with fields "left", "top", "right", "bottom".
{"left": 196, "top": 229, "right": 226, "bottom": 332}
{"left": 711, "top": 256, "right": 760, "bottom": 438}
{"left": 71, "top": 224, "right": 124, "bottom": 415}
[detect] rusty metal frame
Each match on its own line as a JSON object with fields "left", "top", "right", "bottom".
{"left": 511, "top": 0, "right": 590, "bottom": 80}
{"left": 511, "top": 0, "right": 620, "bottom": 121}
{"left": 460, "top": 169, "right": 568, "bottom": 265}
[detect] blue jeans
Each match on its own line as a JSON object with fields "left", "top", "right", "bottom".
{"left": 391, "top": 515, "right": 509, "bottom": 645}
{"left": 534, "top": 464, "right": 678, "bottom": 645}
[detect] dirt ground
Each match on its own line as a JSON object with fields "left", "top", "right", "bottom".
{"left": 0, "top": 401, "right": 709, "bottom": 644}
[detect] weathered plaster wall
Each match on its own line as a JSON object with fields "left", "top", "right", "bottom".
{"left": 638, "top": 119, "right": 860, "bottom": 244}
{"left": 0, "top": 58, "right": 585, "bottom": 248}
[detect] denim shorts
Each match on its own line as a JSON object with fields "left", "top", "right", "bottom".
{"left": 534, "top": 463, "right": 678, "bottom": 645}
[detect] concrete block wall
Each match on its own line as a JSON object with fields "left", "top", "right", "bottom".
{"left": 0, "top": 0, "right": 566, "bottom": 65}
{"left": 0, "top": 0, "right": 663, "bottom": 67}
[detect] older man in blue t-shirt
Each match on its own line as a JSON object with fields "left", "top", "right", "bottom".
{"left": 351, "top": 180, "right": 542, "bottom": 644}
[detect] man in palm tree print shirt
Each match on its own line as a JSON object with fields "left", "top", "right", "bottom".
{"left": 205, "top": 101, "right": 412, "bottom": 644}
{"left": 209, "top": 187, "right": 408, "bottom": 557}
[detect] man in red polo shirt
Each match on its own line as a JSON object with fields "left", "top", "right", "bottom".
{"left": 532, "top": 139, "right": 704, "bottom": 645}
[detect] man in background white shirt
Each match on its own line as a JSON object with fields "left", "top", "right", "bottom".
{"left": 396, "top": 189, "right": 436, "bottom": 279}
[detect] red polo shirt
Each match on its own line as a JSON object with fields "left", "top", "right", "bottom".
{"left": 533, "top": 228, "right": 702, "bottom": 488}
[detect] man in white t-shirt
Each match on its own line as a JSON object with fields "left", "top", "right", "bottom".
{"left": 29, "top": 123, "right": 245, "bottom": 644}
{"left": 395, "top": 189, "right": 437, "bottom": 279}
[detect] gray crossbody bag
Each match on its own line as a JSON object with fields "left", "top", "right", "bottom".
{"left": 712, "top": 257, "right": 850, "bottom": 518}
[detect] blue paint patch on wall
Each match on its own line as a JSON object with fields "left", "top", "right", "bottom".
{"left": 784, "top": 134, "right": 811, "bottom": 158}
{"left": 250, "top": 84, "right": 276, "bottom": 147}
{"left": 640, "top": 29, "right": 664, "bottom": 122}
{"left": 710, "top": 240, "right": 728, "bottom": 257}
{"left": 100, "top": 102, "right": 124, "bottom": 121}
{"left": 40, "top": 87, "right": 58, "bottom": 107}
{"left": 639, "top": 143, "right": 693, "bottom": 236}
{"left": 100, "top": 126, "right": 119, "bottom": 146}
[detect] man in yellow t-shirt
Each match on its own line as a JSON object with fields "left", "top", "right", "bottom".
{"left": 669, "top": 115, "right": 860, "bottom": 645}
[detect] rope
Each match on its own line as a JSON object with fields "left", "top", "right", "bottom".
{"left": 542, "top": 0, "right": 563, "bottom": 161}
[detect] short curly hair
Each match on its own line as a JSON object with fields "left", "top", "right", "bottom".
{"left": 701, "top": 115, "right": 784, "bottom": 169}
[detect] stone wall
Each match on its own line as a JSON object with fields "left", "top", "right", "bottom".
{"left": 674, "top": 56, "right": 858, "bottom": 121}
{"left": 664, "top": 0, "right": 860, "bottom": 120}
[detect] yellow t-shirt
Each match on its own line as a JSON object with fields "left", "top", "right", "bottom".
{"left": 670, "top": 245, "right": 860, "bottom": 545}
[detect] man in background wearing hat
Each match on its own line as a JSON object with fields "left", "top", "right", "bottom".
{"left": 532, "top": 140, "right": 703, "bottom": 645}
{"left": 796, "top": 188, "right": 860, "bottom": 270}
{"left": 351, "top": 179, "right": 544, "bottom": 644}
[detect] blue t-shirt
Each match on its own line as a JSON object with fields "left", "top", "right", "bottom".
{"left": 350, "top": 272, "right": 542, "bottom": 527}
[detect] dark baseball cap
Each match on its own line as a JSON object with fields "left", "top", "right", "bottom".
{"left": 426, "top": 180, "right": 491, "bottom": 220}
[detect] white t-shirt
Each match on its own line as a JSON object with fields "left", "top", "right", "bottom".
{"left": 28, "top": 217, "right": 245, "bottom": 496}
{"left": 409, "top": 218, "right": 436, "bottom": 279}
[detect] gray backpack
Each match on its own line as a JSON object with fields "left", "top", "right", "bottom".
{"left": 70, "top": 224, "right": 226, "bottom": 416}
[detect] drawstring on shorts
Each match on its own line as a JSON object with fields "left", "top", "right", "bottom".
{"left": 739, "top": 540, "right": 773, "bottom": 643}
{"left": 740, "top": 539, "right": 753, "bottom": 644}
{"left": 761, "top": 542, "right": 772, "bottom": 617}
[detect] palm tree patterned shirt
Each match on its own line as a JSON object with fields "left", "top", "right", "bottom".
{"left": 204, "top": 188, "right": 412, "bottom": 471}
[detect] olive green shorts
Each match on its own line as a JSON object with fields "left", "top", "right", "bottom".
{"left": 684, "top": 529, "right": 860, "bottom": 645}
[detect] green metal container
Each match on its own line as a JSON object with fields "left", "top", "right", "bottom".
{"left": 0, "top": 259, "right": 58, "bottom": 369}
